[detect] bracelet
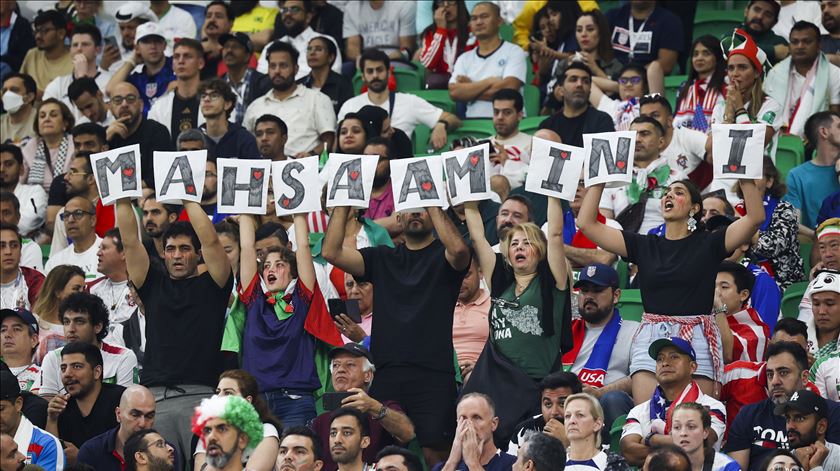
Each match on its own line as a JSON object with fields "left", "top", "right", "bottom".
{"left": 436, "top": 120, "right": 449, "bottom": 131}
{"left": 644, "top": 434, "right": 654, "bottom": 447}
{"left": 714, "top": 304, "right": 727, "bottom": 315}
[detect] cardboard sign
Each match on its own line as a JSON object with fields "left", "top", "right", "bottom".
{"left": 216, "top": 158, "right": 272, "bottom": 214}
{"left": 324, "top": 153, "right": 379, "bottom": 208}
{"left": 442, "top": 143, "right": 495, "bottom": 205}
{"left": 153, "top": 150, "right": 207, "bottom": 204}
{"left": 524, "top": 137, "right": 585, "bottom": 201}
{"left": 389, "top": 155, "right": 447, "bottom": 212}
{"left": 271, "top": 156, "right": 322, "bottom": 216}
{"left": 90, "top": 144, "right": 142, "bottom": 205}
{"left": 582, "top": 131, "right": 636, "bottom": 187}
{"left": 712, "top": 123, "right": 766, "bottom": 180}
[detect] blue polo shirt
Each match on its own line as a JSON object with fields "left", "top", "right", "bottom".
{"left": 128, "top": 57, "right": 176, "bottom": 117}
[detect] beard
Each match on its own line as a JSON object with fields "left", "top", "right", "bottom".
{"left": 367, "top": 79, "right": 387, "bottom": 93}
{"left": 373, "top": 167, "right": 391, "bottom": 188}
{"left": 147, "top": 453, "right": 174, "bottom": 471}
{"left": 286, "top": 20, "right": 306, "bottom": 37}
{"left": 580, "top": 302, "right": 613, "bottom": 324}
{"left": 272, "top": 75, "right": 295, "bottom": 92}
{"left": 331, "top": 444, "right": 361, "bottom": 465}
{"left": 206, "top": 441, "right": 238, "bottom": 469}
{"left": 788, "top": 428, "right": 819, "bottom": 449}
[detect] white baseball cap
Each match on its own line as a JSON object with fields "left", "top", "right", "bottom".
{"left": 135, "top": 22, "right": 166, "bottom": 43}
{"left": 115, "top": 3, "right": 155, "bottom": 24}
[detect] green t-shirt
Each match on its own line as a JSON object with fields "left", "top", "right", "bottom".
{"left": 490, "top": 276, "right": 566, "bottom": 380}
{"left": 747, "top": 28, "right": 788, "bottom": 65}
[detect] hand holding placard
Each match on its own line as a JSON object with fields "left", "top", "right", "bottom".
{"left": 324, "top": 153, "right": 379, "bottom": 208}
{"left": 90, "top": 144, "right": 142, "bottom": 205}
{"left": 524, "top": 136, "right": 585, "bottom": 201}
{"left": 153, "top": 150, "right": 207, "bottom": 204}
{"left": 712, "top": 123, "right": 766, "bottom": 180}
{"left": 442, "top": 143, "right": 496, "bottom": 205}
{"left": 389, "top": 155, "right": 448, "bottom": 212}
{"left": 582, "top": 131, "right": 636, "bottom": 188}
{"left": 216, "top": 158, "right": 272, "bottom": 215}
{"left": 271, "top": 156, "right": 323, "bottom": 216}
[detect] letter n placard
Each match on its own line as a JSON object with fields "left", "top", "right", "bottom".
{"left": 582, "top": 131, "right": 636, "bottom": 188}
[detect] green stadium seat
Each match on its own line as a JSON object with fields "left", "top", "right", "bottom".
{"left": 693, "top": 10, "right": 741, "bottom": 41}
{"left": 413, "top": 124, "right": 432, "bottom": 155}
{"left": 781, "top": 281, "right": 809, "bottom": 318}
{"left": 406, "top": 89, "right": 455, "bottom": 114}
{"left": 351, "top": 65, "right": 426, "bottom": 95}
{"left": 446, "top": 119, "right": 495, "bottom": 148}
{"left": 520, "top": 116, "right": 544, "bottom": 135}
{"left": 500, "top": 23, "right": 513, "bottom": 43}
{"left": 799, "top": 242, "right": 813, "bottom": 280}
{"left": 664, "top": 75, "right": 687, "bottom": 110}
{"left": 616, "top": 259, "right": 629, "bottom": 289}
{"left": 777, "top": 134, "right": 805, "bottom": 183}
{"left": 617, "top": 289, "right": 643, "bottom": 321}
{"left": 524, "top": 84, "right": 540, "bottom": 118}
{"left": 610, "top": 414, "right": 628, "bottom": 453}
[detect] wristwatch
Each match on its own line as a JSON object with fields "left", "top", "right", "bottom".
{"left": 373, "top": 404, "right": 388, "bottom": 420}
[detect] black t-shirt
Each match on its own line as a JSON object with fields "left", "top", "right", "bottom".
{"left": 538, "top": 106, "right": 615, "bottom": 148}
{"left": 109, "top": 119, "right": 172, "bottom": 188}
{"left": 622, "top": 228, "right": 728, "bottom": 316}
{"left": 359, "top": 239, "right": 468, "bottom": 374}
{"left": 57, "top": 383, "right": 125, "bottom": 447}
{"left": 822, "top": 35, "right": 840, "bottom": 55}
{"left": 137, "top": 262, "right": 233, "bottom": 387}
{"left": 170, "top": 93, "right": 199, "bottom": 146}
{"left": 47, "top": 173, "right": 68, "bottom": 206}
{"left": 508, "top": 415, "right": 546, "bottom": 453}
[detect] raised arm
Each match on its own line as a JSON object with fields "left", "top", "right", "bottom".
{"left": 293, "top": 213, "right": 316, "bottom": 291}
{"left": 322, "top": 206, "right": 366, "bottom": 277}
{"left": 464, "top": 201, "right": 497, "bottom": 288}
{"left": 428, "top": 206, "right": 470, "bottom": 271}
{"left": 239, "top": 214, "right": 258, "bottom": 286}
{"left": 546, "top": 197, "right": 568, "bottom": 290}
{"left": 577, "top": 183, "right": 628, "bottom": 258}
{"left": 724, "top": 180, "right": 765, "bottom": 253}
{"left": 184, "top": 200, "right": 231, "bottom": 287}
{"left": 116, "top": 198, "right": 150, "bottom": 288}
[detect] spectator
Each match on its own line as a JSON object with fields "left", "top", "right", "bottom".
{"left": 808, "top": 269, "right": 840, "bottom": 364}
{"left": 619, "top": 338, "right": 726, "bottom": 467}
{"left": 75, "top": 385, "right": 159, "bottom": 471}
{"left": 219, "top": 33, "right": 271, "bottom": 126}
{"left": 123, "top": 428, "right": 176, "bottom": 471}
{"left": 242, "top": 41, "right": 336, "bottom": 158}
{"left": 198, "top": 78, "right": 259, "bottom": 160}
{"left": 642, "top": 444, "right": 691, "bottom": 471}
{"left": 358, "top": 137, "right": 395, "bottom": 230}
{"left": 44, "top": 24, "right": 112, "bottom": 123}
{"left": 673, "top": 36, "right": 727, "bottom": 131}
{"left": 0, "top": 367, "right": 63, "bottom": 471}
{"left": 714, "top": 260, "right": 771, "bottom": 364}
{"left": 0, "top": 308, "right": 42, "bottom": 393}
{"left": 0, "top": 432, "right": 27, "bottom": 471}
{"left": 449, "top": 2, "right": 526, "bottom": 119}
{"left": 551, "top": 177, "right": 620, "bottom": 268}
{"left": 531, "top": 2, "right": 582, "bottom": 91}
{"left": 230, "top": 0, "right": 277, "bottom": 53}
{"left": 147, "top": 38, "right": 205, "bottom": 143}
{"left": 337, "top": 274, "right": 374, "bottom": 343}
{"left": 809, "top": 309, "right": 840, "bottom": 400}
{"left": 604, "top": 0, "right": 683, "bottom": 75}
{"left": 192, "top": 395, "right": 264, "bottom": 471}
{"left": 298, "top": 36, "right": 354, "bottom": 116}
{"left": 328, "top": 407, "right": 373, "bottom": 471}
{"left": 433, "top": 393, "right": 516, "bottom": 471}
{"left": 638, "top": 94, "right": 709, "bottom": 184}
{"left": 488, "top": 194, "right": 534, "bottom": 251}
{"left": 254, "top": 115, "right": 288, "bottom": 161}
{"left": 107, "top": 22, "right": 175, "bottom": 117}
{"left": 0, "top": 145, "right": 46, "bottom": 237}
{"left": 335, "top": 114, "right": 368, "bottom": 155}
{"left": 671, "top": 403, "right": 740, "bottom": 471}
{"left": 823, "top": 0, "right": 840, "bottom": 66}
{"left": 776, "top": 389, "right": 840, "bottom": 471}
{"left": 112, "top": 3, "right": 154, "bottom": 66}
{"left": 0, "top": 223, "right": 43, "bottom": 312}
{"left": 417, "top": 0, "right": 473, "bottom": 89}
{"left": 106, "top": 82, "right": 172, "bottom": 188}
{"left": 70, "top": 1, "right": 116, "bottom": 47}
{"left": 215, "top": 220, "right": 241, "bottom": 279}
{"left": 538, "top": 63, "right": 615, "bottom": 148}
{"left": 44, "top": 197, "right": 102, "bottom": 279}
{"left": 20, "top": 99, "right": 76, "bottom": 193}
{"left": 724, "top": 341, "right": 840, "bottom": 470}
{"left": 277, "top": 426, "right": 326, "bottom": 471}
{"left": 1, "top": 73, "right": 37, "bottom": 145}
{"left": 375, "top": 446, "right": 423, "bottom": 471}
{"left": 140, "top": 194, "right": 180, "bottom": 262}
{"left": 201, "top": 1, "right": 236, "bottom": 79}
{"left": 453, "top": 255, "right": 490, "bottom": 383}
{"left": 740, "top": 0, "right": 789, "bottom": 65}
{"left": 343, "top": 1, "right": 416, "bottom": 68}
{"left": 509, "top": 372, "right": 582, "bottom": 454}
{"left": 0, "top": 193, "right": 42, "bottom": 271}
{"left": 787, "top": 111, "right": 840, "bottom": 231}
{"left": 589, "top": 64, "right": 647, "bottom": 132}
{"left": 599, "top": 117, "right": 686, "bottom": 235}
{"left": 564, "top": 393, "right": 630, "bottom": 470}
{"left": 20, "top": 10, "right": 73, "bottom": 93}
{"left": 489, "top": 89, "right": 531, "bottom": 190}
{"left": 45, "top": 341, "right": 125, "bottom": 450}
{"left": 258, "top": 1, "right": 342, "bottom": 80}
{"left": 88, "top": 228, "right": 138, "bottom": 340}
{"left": 756, "top": 451, "right": 805, "bottom": 471}
{"left": 512, "top": 432, "right": 566, "bottom": 471}
{"left": 174, "top": 131, "right": 230, "bottom": 223}
{"left": 148, "top": 0, "right": 197, "bottom": 46}
{"left": 702, "top": 192, "right": 735, "bottom": 222}
{"left": 775, "top": 1, "right": 829, "bottom": 41}
{"left": 356, "top": 105, "right": 415, "bottom": 160}
{"left": 765, "top": 21, "right": 840, "bottom": 141}
{"left": 0, "top": 0, "right": 35, "bottom": 74}
{"left": 68, "top": 77, "right": 114, "bottom": 126}
{"left": 31, "top": 265, "right": 85, "bottom": 363}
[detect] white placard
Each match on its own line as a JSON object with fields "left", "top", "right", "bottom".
{"left": 389, "top": 155, "right": 448, "bottom": 212}
{"left": 324, "top": 153, "right": 379, "bottom": 208}
{"left": 712, "top": 123, "right": 766, "bottom": 180}
{"left": 154, "top": 150, "right": 207, "bottom": 204}
{"left": 524, "top": 137, "right": 585, "bottom": 201}
{"left": 216, "top": 158, "right": 272, "bottom": 214}
{"left": 271, "top": 156, "right": 323, "bottom": 216}
{"left": 582, "top": 131, "right": 636, "bottom": 188}
{"left": 442, "top": 143, "right": 495, "bottom": 205}
{"left": 89, "top": 144, "right": 142, "bottom": 205}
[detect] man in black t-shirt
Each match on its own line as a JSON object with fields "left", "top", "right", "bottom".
{"left": 115, "top": 188, "right": 233, "bottom": 469}
{"left": 323, "top": 204, "right": 470, "bottom": 467}
{"left": 538, "top": 63, "right": 615, "bottom": 148}
{"left": 822, "top": 0, "right": 840, "bottom": 66}
{"left": 507, "top": 372, "right": 581, "bottom": 455}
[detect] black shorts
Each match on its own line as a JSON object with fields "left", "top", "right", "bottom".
{"left": 369, "top": 367, "right": 457, "bottom": 450}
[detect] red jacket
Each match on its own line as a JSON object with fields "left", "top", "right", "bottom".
{"left": 21, "top": 266, "right": 44, "bottom": 307}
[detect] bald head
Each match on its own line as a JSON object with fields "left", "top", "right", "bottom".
{"left": 110, "top": 81, "right": 143, "bottom": 128}
{"left": 117, "top": 385, "right": 157, "bottom": 437}
{"left": 534, "top": 129, "right": 562, "bottom": 143}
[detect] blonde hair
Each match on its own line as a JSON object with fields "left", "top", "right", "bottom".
{"left": 499, "top": 222, "right": 547, "bottom": 267}
{"left": 564, "top": 393, "right": 605, "bottom": 448}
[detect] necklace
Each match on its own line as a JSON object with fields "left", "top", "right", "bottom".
{"left": 105, "top": 279, "right": 130, "bottom": 312}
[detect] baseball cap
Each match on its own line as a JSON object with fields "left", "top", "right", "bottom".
{"left": 115, "top": 3, "right": 155, "bottom": 24}
{"left": 0, "top": 366, "right": 21, "bottom": 401}
{"left": 774, "top": 389, "right": 828, "bottom": 418}
{"left": 219, "top": 32, "right": 253, "bottom": 53}
{"left": 809, "top": 270, "right": 840, "bottom": 299}
{"left": 135, "top": 22, "right": 166, "bottom": 43}
{"left": 328, "top": 343, "right": 374, "bottom": 363}
{"left": 649, "top": 337, "right": 697, "bottom": 361}
{"left": 574, "top": 264, "right": 619, "bottom": 289}
{"left": 0, "top": 308, "right": 39, "bottom": 335}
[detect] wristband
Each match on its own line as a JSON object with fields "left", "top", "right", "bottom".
{"left": 644, "top": 434, "right": 655, "bottom": 447}
{"left": 436, "top": 120, "right": 449, "bottom": 131}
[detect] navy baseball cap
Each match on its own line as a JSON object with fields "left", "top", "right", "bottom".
{"left": 649, "top": 337, "right": 697, "bottom": 361}
{"left": 219, "top": 32, "right": 253, "bottom": 53}
{"left": 774, "top": 389, "right": 828, "bottom": 418}
{"left": 0, "top": 308, "right": 39, "bottom": 335}
{"left": 328, "top": 343, "right": 374, "bottom": 364}
{"left": 574, "top": 264, "right": 619, "bottom": 289}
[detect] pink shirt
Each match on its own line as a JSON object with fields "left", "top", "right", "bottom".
{"left": 453, "top": 289, "right": 490, "bottom": 363}
{"left": 342, "top": 312, "right": 373, "bottom": 344}
{"left": 365, "top": 185, "right": 395, "bottom": 220}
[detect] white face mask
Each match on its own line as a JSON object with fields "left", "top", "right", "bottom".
{"left": 2, "top": 91, "right": 25, "bottom": 114}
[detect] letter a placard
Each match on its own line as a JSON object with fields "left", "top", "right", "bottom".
{"left": 712, "top": 123, "right": 765, "bottom": 180}
{"left": 153, "top": 150, "right": 207, "bottom": 204}
{"left": 271, "top": 156, "right": 322, "bottom": 216}
{"left": 582, "top": 131, "right": 636, "bottom": 188}
{"left": 324, "top": 153, "right": 378, "bottom": 208}
{"left": 524, "top": 136, "right": 585, "bottom": 201}
{"left": 389, "top": 155, "right": 447, "bottom": 212}
{"left": 217, "top": 158, "right": 272, "bottom": 214}
{"left": 442, "top": 143, "right": 495, "bottom": 205}
{"left": 90, "top": 144, "right": 142, "bottom": 205}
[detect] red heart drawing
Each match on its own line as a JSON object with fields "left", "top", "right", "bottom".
{"left": 253, "top": 170, "right": 263, "bottom": 180}
{"left": 560, "top": 151, "right": 569, "bottom": 160}
{"left": 282, "top": 198, "right": 290, "bottom": 207}
{"left": 122, "top": 168, "right": 134, "bottom": 177}
{"left": 469, "top": 155, "right": 479, "bottom": 166}
{"left": 616, "top": 161, "right": 626, "bottom": 169}
{"left": 729, "top": 164, "right": 738, "bottom": 171}
{"left": 349, "top": 170, "right": 359, "bottom": 180}
{"left": 421, "top": 181, "right": 433, "bottom": 191}
{"left": 186, "top": 185, "right": 195, "bottom": 194}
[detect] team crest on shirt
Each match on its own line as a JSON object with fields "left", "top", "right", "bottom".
{"left": 498, "top": 58, "right": 507, "bottom": 67}
{"left": 587, "top": 266, "right": 597, "bottom": 277}
{"left": 146, "top": 82, "right": 158, "bottom": 98}
{"left": 761, "top": 111, "right": 776, "bottom": 124}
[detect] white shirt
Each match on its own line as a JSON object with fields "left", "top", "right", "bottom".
{"left": 338, "top": 91, "right": 443, "bottom": 137}
{"left": 342, "top": 1, "right": 416, "bottom": 53}
{"left": 812, "top": 441, "right": 840, "bottom": 471}
{"left": 42, "top": 70, "right": 111, "bottom": 123}
{"left": 449, "top": 41, "right": 527, "bottom": 118}
{"left": 565, "top": 451, "right": 610, "bottom": 471}
{"left": 155, "top": 4, "right": 197, "bottom": 45}
{"left": 662, "top": 127, "right": 707, "bottom": 175}
{"left": 810, "top": 334, "right": 839, "bottom": 402}
{"left": 622, "top": 388, "right": 726, "bottom": 450}
{"left": 492, "top": 131, "right": 532, "bottom": 189}
{"left": 88, "top": 277, "right": 137, "bottom": 324}
{"left": 568, "top": 318, "right": 639, "bottom": 386}
{"left": 21, "top": 239, "right": 43, "bottom": 272}
{"left": 784, "top": 61, "right": 840, "bottom": 116}
{"left": 772, "top": 1, "right": 829, "bottom": 40}
{"left": 44, "top": 236, "right": 103, "bottom": 281}
{"left": 147, "top": 89, "right": 207, "bottom": 136}
{"left": 242, "top": 86, "right": 336, "bottom": 156}
{"left": 39, "top": 341, "right": 138, "bottom": 396}
{"left": 13, "top": 183, "right": 47, "bottom": 235}
{"left": 257, "top": 27, "right": 343, "bottom": 79}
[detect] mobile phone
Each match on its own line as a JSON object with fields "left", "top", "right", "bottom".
{"left": 104, "top": 36, "right": 118, "bottom": 50}
{"left": 322, "top": 391, "right": 353, "bottom": 411}
{"left": 327, "top": 298, "right": 362, "bottom": 323}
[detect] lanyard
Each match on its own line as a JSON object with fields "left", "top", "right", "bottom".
{"left": 628, "top": 16, "right": 648, "bottom": 60}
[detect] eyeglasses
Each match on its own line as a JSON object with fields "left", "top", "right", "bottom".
{"left": 618, "top": 76, "right": 643, "bottom": 86}
{"left": 60, "top": 210, "right": 94, "bottom": 221}
{"left": 280, "top": 6, "right": 303, "bottom": 14}
{"left": 200, "top": 92, "right": 223, "bottom": 102}
{"left": 142, "top": 439, "right": 168, "bottom": 452}
{"left": 111, "top": 95, "right": 139, "bottom": 105}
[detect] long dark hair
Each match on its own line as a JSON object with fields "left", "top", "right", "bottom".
{"left": 218, "top": 369, "right": 283, "bottom": 431}
{"left": 545, "top": 0, "right": 582, "bottom": 47}
{"left": 577, "top": 10, "right": 614, "bottom": 61}
{"left": 677, "top": 35, "right": 726, "bottom": 106}
{"left": 756, "top": 450, "right": 804, "bottom": 471}
{"left": 673, "top": 179, "right": 705, "bottom": 232}
{"left": 335, "top": 113, "right": 368, "bottom": 154}
{"left": 421, "top": 0, "right": 469, "bottom": 55}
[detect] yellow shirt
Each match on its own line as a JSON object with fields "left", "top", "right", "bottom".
{"left": 20, "top": 49, "right": 74, "bottom": 92}
{"left": 512, "top": 0, "right": 600, "bottom": 50}
{"left": 231, "top": 5, "right": 278, "bottom": 34}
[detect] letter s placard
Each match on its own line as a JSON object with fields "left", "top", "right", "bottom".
{"left": 271, "top": 156, "right": 323, "bottom": 216}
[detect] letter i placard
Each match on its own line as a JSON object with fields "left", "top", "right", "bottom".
{"left": 711, "top": 123, "right": 766, "bottom": 180}
{"left": 89, "top": 144, "right": 142, "bottom": 205}
{"left": 524, "top": 136, "right": 585, "bottom": 202}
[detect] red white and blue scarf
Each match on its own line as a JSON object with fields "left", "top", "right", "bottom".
{"left": 650, "top": 381, "right": 701, "bottom": 434}
{"left": 562, "top": 311, "right": 622, "bottom": 388}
